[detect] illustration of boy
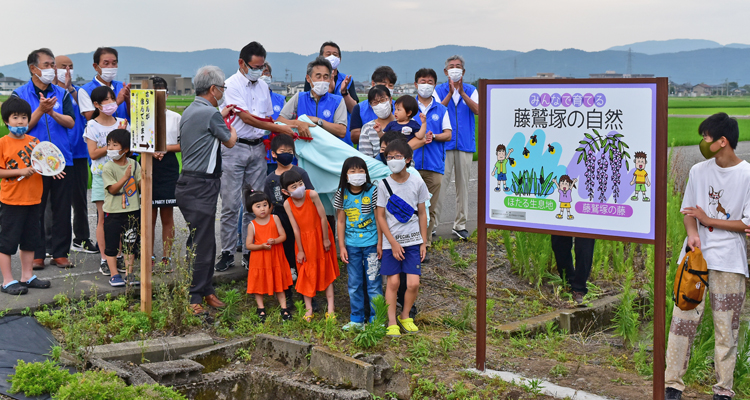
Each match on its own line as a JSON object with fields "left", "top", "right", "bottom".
{"left": 490, "top": 144, "right": 513, "bottom": 192}
{"left": 552, "top": 175, "right": 577, "bottom": 220}
{"left": 630, "top": 151, "right": 650, "bottom": 202}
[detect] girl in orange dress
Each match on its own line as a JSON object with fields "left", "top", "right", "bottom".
{"left": 245, "top": 191, "right": 292, "bottom": 322}
{"left": 281, "top": 170, "right": 340, "bottom": 322}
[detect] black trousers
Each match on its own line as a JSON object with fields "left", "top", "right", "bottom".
{"left": 35, "top": 167, "right": 73, "bottom": 259}
{"left": 550, "top": 235, "right": 595, "bottom": 295}
{"left": 71, "top": 158, "right": 91, "bottom": 242}
{"left": 176, "top": 174, "right": 221, "bottom": 304}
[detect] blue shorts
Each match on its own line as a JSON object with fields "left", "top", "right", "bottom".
{"left": 91, "top": 174, "right": 105, "bottom": 203}
{"left": 380, "top": 245, "right": 421, "bottom": 276}
{"left": 496, "top": 173, "right": 506, "bottom": 181}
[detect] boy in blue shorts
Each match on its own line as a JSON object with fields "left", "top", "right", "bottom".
{"left": 376, "top": 139, "right": 429, "bottom": 337}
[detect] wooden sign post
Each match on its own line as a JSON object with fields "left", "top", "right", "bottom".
{"left": 130, "top": 89, "right": 167, "bottom": 314}
{"left": 476, "top": 78, "right": 668, "bottom": 400}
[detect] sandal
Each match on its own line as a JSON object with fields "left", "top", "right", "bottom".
{"left": 256, "top": 308, "right": 267, "bottom": 323}
{"left": 281, "top": 308, "right": 292, "bottom": 322}
{"left": 1, "top": 281, "right": 28, "bottom": 295}
{"left": 303, "top": 313, "right": 314, "bottom": 322}
{"left": 20, "top": 275, "right": 51, "bottom": 289}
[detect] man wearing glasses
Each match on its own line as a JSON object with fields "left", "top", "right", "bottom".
{"left": 11, "top": 48, "right": 76, "bottom": 269}
{"left": 215, "top": 42, "right": 296, "bottom": 272}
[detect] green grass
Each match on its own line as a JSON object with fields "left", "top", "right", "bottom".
{"left": 669, "top": 117, "right": 750, "bottom": 147}
{"left": 668, "top": 97, "right": 750, "bottom": 109}
{"left": 669, "top": 107, "right": 750, "bottom": 116}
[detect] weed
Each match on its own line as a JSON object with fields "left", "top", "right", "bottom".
{"left": 405, "top": 337, "right": 433, "bottom": 369}
{"left": 440, "top": 302, "right": 474, "bottom": 331}
{"left": 486, "top": 299, "right": 496, "bottom": 318}
{"left": 217, "top": 288, "right": 242, "bottom": 324}
{"left": 634, "top": 342, "right": 652, "bottom": 377}
{"left": 9, "top": 360, "right": 72, "bottom": 396}
{"left": 235, "top": 348, "right": 252, "bottom": 363}
{"left": 353, "top": 295, "right": 388, "bottom": 349}
{"left": 549, "top": 363, "right": 569, "bottom": 377}
{"left": 439, "top": 330, "right": 460, "bottom": 355}
{"left": 520, "top": 378, "right": 544, "bottom": 395}
{"left": 612, "top": 270, "right": 639, "bottom": 348}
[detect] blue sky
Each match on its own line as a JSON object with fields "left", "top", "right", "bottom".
{"left": 1, "top": 0, "right": 749, "bottom": 65}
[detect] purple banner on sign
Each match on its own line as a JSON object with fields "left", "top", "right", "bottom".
{"left": 575, "top": 202, "right": 633, "bottom": 217}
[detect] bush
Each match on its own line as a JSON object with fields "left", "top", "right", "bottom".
{"left": 9, "top": 360, "right": 72, "bottom": 396}
{"left": 9, "top": 361, "right": 186, "bottom": 400}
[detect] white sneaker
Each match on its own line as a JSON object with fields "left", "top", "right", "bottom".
{"left": 342, "top": 321, "right": 365, "bottom": 331}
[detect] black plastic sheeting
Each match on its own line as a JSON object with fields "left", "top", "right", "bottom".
{"left": 0, "top": 315, "right": 69, "bottom": 400}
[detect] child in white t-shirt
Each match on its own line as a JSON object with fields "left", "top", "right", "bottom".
{"left": 375, "top": 139, "right": 429, "bottom": 338}
{"left": 83, "top": 85, "right": 129, "bottom": 275}
{"left": 665, "top": 113, "right": 750, "bottom": 400}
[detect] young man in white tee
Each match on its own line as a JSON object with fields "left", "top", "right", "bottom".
{"left": 665, "top": 113, "right": 750, "bottom": 400}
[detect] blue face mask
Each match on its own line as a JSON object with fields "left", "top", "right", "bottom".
{"left": 274, "top": 152, "right": 294, "bottom": 166}
{"left": 8, "top": 126, "right": 28, "bottom": 137}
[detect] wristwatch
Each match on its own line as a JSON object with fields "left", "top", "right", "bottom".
{"left": 341, "top": 90, "right": 348, "bottom": 96}
{"left": 316, "top": 119, "right": 324, "bottom": 127}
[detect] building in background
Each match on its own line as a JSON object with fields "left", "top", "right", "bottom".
{"left": 516, "top": 72, "right": 570, "bottom": 79}
{"left": 128, "top": 73, "right": 194, "bottom": 95}
{"left": 589, "top": 71, "right": 655, "bottom": 79}
{"left": 0, "top": 76, "right": 24, "bottom": 95}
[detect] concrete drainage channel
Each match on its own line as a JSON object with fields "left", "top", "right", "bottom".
{"left": 61, "top": 333, "right": 413, "bottom": 400}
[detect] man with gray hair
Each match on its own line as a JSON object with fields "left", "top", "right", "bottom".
{"left": 176, "top": 65, "right": 237, "bottom": 315}
{"left": 433, "top": 55, "right": 479, "bottom": 240}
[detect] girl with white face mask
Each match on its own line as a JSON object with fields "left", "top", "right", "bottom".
{"left": 82, "top": 85, "right": 129, "bottom": 273}
{"left": 357, "top": 85, "right": 395, "bottom": 158}
{"left": 334, "top": 157, "right": 382, "bottom": 331}
{"left": 281, "top": 169, "right": 340, "bottom": 322}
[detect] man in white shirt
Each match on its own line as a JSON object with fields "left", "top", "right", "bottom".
{"left": 215, "top": 41, "right": 297, "bottom": 272}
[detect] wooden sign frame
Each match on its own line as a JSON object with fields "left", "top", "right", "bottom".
{"left": 136, "top": 89, "right": 166, "bottom": 314}
{"left": 476, "top": 78, "right": 668, "bottom": 400}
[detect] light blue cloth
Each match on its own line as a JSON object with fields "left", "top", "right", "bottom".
{"left": 286, "top": 115, "right": 430, "bottom": 218}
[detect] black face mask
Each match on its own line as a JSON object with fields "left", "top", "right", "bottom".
{"left": 380, "top": 152, "right": 387, "bottom": 165}
{"left": 274, "top": 152, "right": 294, "bottom": 166}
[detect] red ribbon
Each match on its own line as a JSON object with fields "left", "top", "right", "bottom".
{"left": 223, "top": 105, "right": 313, "bottom": 144}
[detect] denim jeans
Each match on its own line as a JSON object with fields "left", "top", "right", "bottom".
{"left": 346, "top": 244, "right": 382, "bottom": 323}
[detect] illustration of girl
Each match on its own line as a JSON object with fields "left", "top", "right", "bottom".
{"left": 552, "top": 175, "right": 578, "bottom": 220}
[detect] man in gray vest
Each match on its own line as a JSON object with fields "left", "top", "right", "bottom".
{"left": 176, "top": 66, "right": 237, "bottom": 315}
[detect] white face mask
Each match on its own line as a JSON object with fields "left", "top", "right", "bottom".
{"left": 56, "top": 69, "right": 73, "bottom": 84}
{"left": 417, "top": 84, "right": 435, "bottom": 98}
{"left": 100, "top": 67, "right": 118, "bottom": 82}
{"left": 372, "top": 101, "right": 391, "bottom": 119}
{"left": 387, "top": 159, "right": 406, "bottom": 174}
{"left": 213, "top": 86, "right": 225, "bottom": 106}
{"left": 290, "top": 185, "right": 306, "bottom": 199}
{"left": 325, "top": 55, "right": 340, "bottom": 70}
{"left": 347, "top": 173, "right": 366, "bottom": 187}
{"left": 107, "top": 149, "right": 124, "bottom": 160}
{"left": 260, "top": 76, "right": 272, "bottom": 85}
{"left": 36, "top": 68, "right": 55, "bottom": 84}
{"left": 311, "top": 81, "right": 330, "bottom": 96}
{"left": 244, "top": 65, "right": 263, "bottom": 82}
{"left": 447, "top": 68, "right": 463, "bottom": 82}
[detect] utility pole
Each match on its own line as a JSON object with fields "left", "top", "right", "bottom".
{"left": 285, "top": 68, "right": 290, "bottom": 83}
{"left": 627, "top": 48, "right": 633, "bottom": 76}
{"left": 513, "top": 58, "right": 518, "bottom": 78}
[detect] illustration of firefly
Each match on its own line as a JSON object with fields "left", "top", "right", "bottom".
{"left": 530, "top": 135, "right": 537, "bottom": 145}
{"left": 509, "top": 157, "right": 516, "bottom": 167}
{"left": 539, "top": 174, "right": 545, "bottom": 186}
{"left": 523, "top": 147, "right": 530, "bottom": 158}
{"left": 548, "top": 144, "right": 555, "bottom": 154}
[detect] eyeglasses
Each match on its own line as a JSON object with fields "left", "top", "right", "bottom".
{"left": 245, "top": 62, "right": 264, "bottom": 71}
{"left": 385, "top": 155, "right": 405, "bottom": 161}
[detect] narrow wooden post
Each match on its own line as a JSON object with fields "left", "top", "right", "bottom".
{"left": 476, "top": 80, "right": 488, "bottom": 371}
{"left": 140, "top": 155, "right": 153, "bottom": 313}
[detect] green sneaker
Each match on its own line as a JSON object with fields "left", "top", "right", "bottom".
{"left": 386, "top": 324, "right": 401, "bottom": 337}
{"left": 397, "top": 316, "right": 419, "bottom": 333}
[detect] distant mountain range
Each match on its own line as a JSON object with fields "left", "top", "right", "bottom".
{"left": 2, "top": 40, "right": 749, "bottom": 87}
{"left": 608, "top": 39, "right": 750, "bottom": 54}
